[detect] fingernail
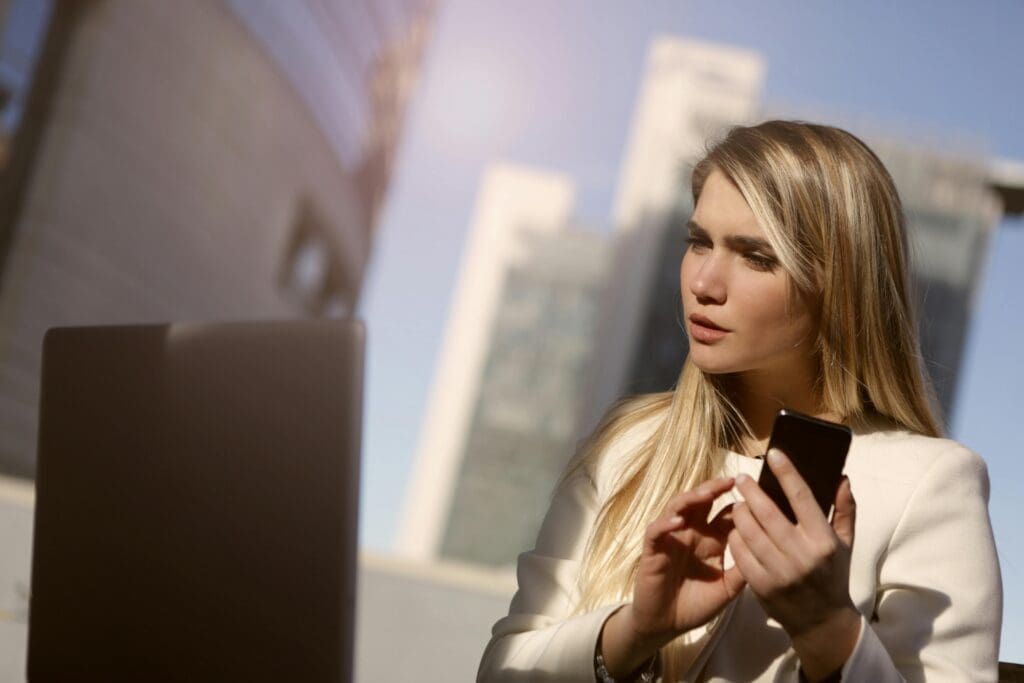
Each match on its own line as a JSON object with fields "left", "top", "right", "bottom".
{"left": 735, "top": 473, "right": 749, "bottom": 485}
{"left": 670, "top": 515, "right": 684, "bottom": 525}
{"left": 768, "top": 448, "right": 784, "bottom": 465}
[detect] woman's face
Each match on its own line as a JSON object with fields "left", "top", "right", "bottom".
{"left": 680, "top": 168, "right": 817, "bottom": 378}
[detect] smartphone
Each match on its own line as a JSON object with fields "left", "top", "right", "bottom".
{"left": 756, "top": 409, "right": 852, "bottom": 524}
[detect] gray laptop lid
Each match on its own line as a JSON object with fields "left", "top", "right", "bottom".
{"left": 27, "top": 320, "right": 363, "bottom": 682}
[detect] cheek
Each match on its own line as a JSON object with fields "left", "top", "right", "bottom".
{"left": 741, "top": 288, "right": 787, "bottom": 322}
{"left": 746, "top": 290, "right": 815, "bottom": 347}
{"left": 736, "top": 280, "right": 803, "bottom": 332}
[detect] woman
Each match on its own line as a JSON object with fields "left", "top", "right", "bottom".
{"left": 477, "top": 121, "right": 1002, "bottom": 681}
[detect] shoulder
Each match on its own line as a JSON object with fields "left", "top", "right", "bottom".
{"left": 847, "top": 424, "right": 989, "bottom": 496}
{"left": 844, "top": 423, "right": 998, "bottom": 608}
{"left": 845, "top": 423, "right": 992, "bottom": 557}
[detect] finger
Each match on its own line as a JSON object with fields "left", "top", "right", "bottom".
{"left": 727, "top": 527, "right": 770, "bottom": 593}
{"left": 731, "top": 501, "right": 791, "bottom": 577}
{"left": 664, "top": 476, "right": 735, "bottom": 518}
{"left": 831, "top": 476, "right": 856, "bottom": 547}
{"left": 686, "top": 476, "right": 737, "bottom": 505}
{"left": 645, "top": 480, "right": 733, "bottom": 547}
{"left": 647, "top": 479, "right": 738, "bottom": 553}
{"left": 766, "top": 449, "right": 831, "bottom": 534}
{"left": 643, "top": 511, "right": 688, "bottom": 551}
{"left": 732, "top": 472, "right": 801, "bottom": 555}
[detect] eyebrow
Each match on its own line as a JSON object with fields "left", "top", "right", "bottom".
{"left": 686, "top": 219, "right": 775, "bottom": 252}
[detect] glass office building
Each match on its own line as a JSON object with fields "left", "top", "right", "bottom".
{"left": 438, "top": 226, "right": 610, "bottom": 566}
{"left": 398, "top": 162, "right": 611, "bottom": 568}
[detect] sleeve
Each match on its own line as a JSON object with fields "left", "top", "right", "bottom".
{"left": 477, "top": 465, "right": 623, "bottom": 682}
{"left": 840, "top": 445, "right": 1002, "bottom": 682}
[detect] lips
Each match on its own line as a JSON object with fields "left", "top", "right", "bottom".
{"left": 689, "top": 314, "right": 727, "bottom": 331}
{"left": 688, "top": 313, "right": 729, "bottom": 343}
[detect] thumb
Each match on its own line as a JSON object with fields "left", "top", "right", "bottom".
{"left": 831, "top": 476, "right": 856, "bottom": 547}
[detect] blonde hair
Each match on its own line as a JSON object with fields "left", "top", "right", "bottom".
{"left": 570, "top": 120, "right": 941, "bottom": 679}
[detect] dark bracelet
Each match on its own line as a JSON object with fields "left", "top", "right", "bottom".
{"left": 594, "top": 651, "right": 658, "bottom": 683}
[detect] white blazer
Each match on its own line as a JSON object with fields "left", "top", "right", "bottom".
{"left": 478, "top": 411, "right": 1002, "bottom": 682}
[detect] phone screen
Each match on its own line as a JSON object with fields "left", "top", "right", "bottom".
{"left": 757, "top": 409, "right": 852, "bottom": 524}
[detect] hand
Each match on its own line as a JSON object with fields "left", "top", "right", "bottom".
{"left": 600, "top": 476, "right": 746, "bottom": 678}
{"left": 632, "top": 476, "right": 747, "bottom": 638}
{"left": 729, "top": 449, "right": 860, "bottom": 680}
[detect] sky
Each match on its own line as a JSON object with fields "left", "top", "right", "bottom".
{"left": 358, "top": 0, "right": 1024, "bottom": 660}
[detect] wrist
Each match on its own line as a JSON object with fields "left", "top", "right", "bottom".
{"left": 620, "top": 603, "right": 682, "bottom": 656}
{"left": 599, "top": 605, "right": 666, "bottom": 678}
{"left": 790, "top": 604, "right": 861, "bottom": 681}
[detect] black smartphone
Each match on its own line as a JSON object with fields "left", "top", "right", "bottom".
{"left": 756, "top": 409, "right": 852, "bottom": 524}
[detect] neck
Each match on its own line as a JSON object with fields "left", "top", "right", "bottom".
{"left": 729, "top": 364, "right": 835, "bottom": 456}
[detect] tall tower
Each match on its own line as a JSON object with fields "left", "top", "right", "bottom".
{"left": 872, "top": 140, "right": 1002, "bottom": 420}
{"left": 397, "top": 162, "right": 606, "bottom": 565}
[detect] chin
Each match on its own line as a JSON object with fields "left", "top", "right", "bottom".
{"left": 686, "top": 348, "right": 742, "bottom": 375}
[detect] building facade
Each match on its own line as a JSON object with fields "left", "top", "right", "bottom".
{"left": 397, "top": 164, "right": 612, "bottom": 566}
{"left": 437, "top": 225, "right": 610, "bottom": 565}
{"left": 873, "top": 141, "right": 1001, "bottom": 420}
{"left": 0, "top": 0, "right": 434, "bottom": 477}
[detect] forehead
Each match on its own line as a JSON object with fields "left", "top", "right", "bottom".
{"left": 692, "top": 169, "right": 764, "bottom": 237}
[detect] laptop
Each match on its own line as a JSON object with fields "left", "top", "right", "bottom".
{"left": 27, "top": 320, "right": 364, "bottom": 682}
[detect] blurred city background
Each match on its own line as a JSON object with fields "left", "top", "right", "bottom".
{"left": 0, "top": 1, "right": 1022, "bottom": 681}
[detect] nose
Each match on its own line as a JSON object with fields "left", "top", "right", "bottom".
{"left": 687, "top": 252, "right": 727, "bottom": 304}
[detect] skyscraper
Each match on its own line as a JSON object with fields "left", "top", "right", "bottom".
{"left": 874, "top": 140, "right": 1002, "bottom": 419}
{"left": 398, "top": 164, "right": 611, "bottom": 566}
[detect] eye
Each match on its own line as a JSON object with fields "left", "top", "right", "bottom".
{"left": 744, "top": 252, "right": 778, "bottom": 271}
{"left": 685, "top": 235, "right": 711, "bottom": 253}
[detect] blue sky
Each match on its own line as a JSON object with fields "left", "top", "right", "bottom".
{"left": 359, "top": 0, "right": 1024, "bottom": 660}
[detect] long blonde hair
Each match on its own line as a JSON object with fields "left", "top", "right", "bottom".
{"left": 571, "top": 120, "right": 941, "bottom": 677}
